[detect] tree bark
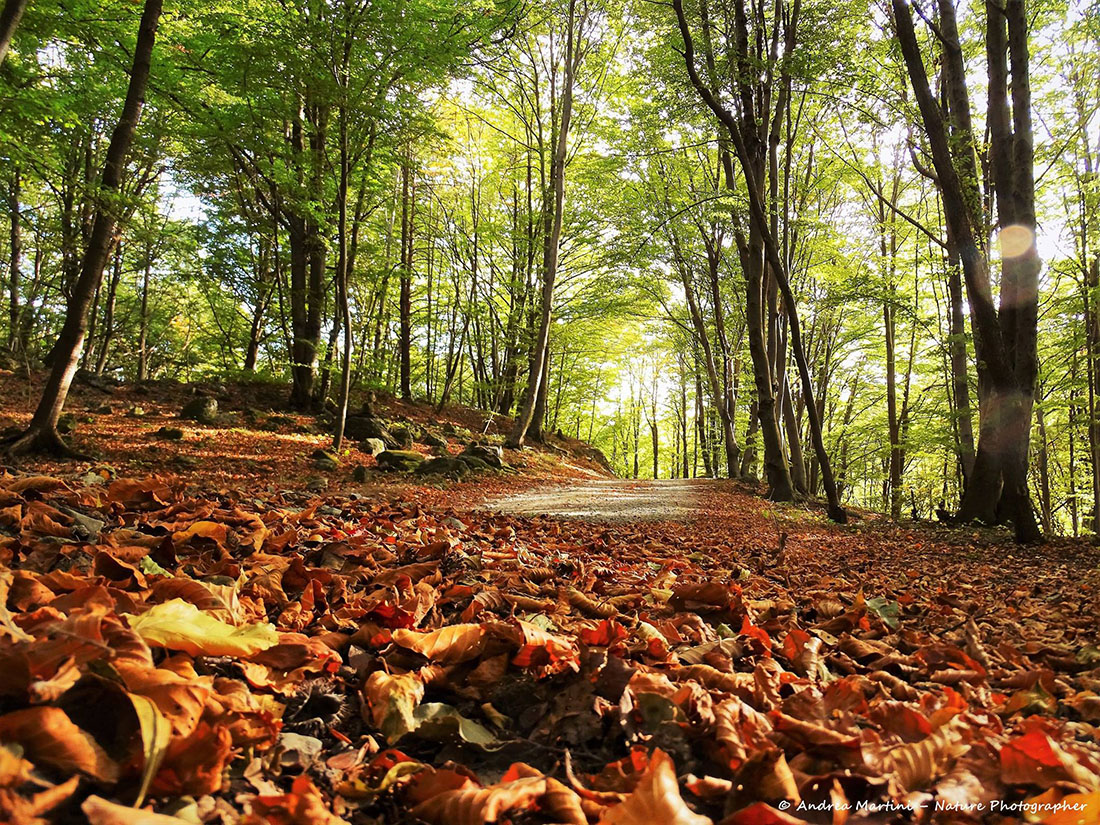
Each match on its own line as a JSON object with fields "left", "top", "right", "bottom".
{"left": 399, "top": 153, "right": 414, "bottom": 401}
{"left": 508, "top": 0, "right": 582, "bottom": 448}
{"left": 7, "top": 167, "right": 20, "bottom": 354}
{"left": 0, "top": 0, "right": 28, "bottom": 65}
{"left": 94, "top": 240, "right": 123, "bottom": 374}
{"left": 6, "top": 0, "right": 162, "bottom": 456}
{"left": 891, "top": 0, "right": 1041, "bottom": 541}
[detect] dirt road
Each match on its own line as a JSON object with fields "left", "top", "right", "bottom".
{"left": 482, "top": 478, "right": 714, "bottom": 522}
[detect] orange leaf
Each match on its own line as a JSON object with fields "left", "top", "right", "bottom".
{"left": 597, "top": 749, "right": 712, "bottom": 825}
{"left": 0, "top": 706, "right": 119, "bottom": 782}
{"left": 392, "top": 624, "right": 487, "bottom": 663}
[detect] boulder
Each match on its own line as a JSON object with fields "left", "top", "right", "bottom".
{"left": 360, "top": 437, "right": 387, "bottom": 456}
{"left": 458, "top": 455, "right": 492, "bottom": 472}
{"left": 311, "top": 449, "right": 339, "bottom": 471}
{"left": 391, "top": 426, "right": 415, "bottom": 450}
{"left": 461, "top": 443, "right": 504, "bottom": 469}
{"left": 415, "top": 456, "right": 468, "bottom": 478}
{"left": 421, "top": 430, "right": 448, "bottom": 448}
{"left": 180, "top": 397, "right": 218, "bottom": 424}
{"left": 375, "top": 450, "right": 425, "bottom": 472}
{"left": 344, "top": 415, "right": 397, "bottom": 447}
{"left": 360, "top": 391, "right": 377, "bottom": 418}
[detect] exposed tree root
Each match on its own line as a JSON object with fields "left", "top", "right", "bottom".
{"left": 2, "top": 426, "right": 94, "bottom": 461}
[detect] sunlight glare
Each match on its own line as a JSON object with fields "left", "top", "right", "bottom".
{"left": 998, "top": 225, "right": 1034, "bottom": 258}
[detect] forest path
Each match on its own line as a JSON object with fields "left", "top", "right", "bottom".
{"left": 483, "top": 478, "right": 715, "bottom": 522}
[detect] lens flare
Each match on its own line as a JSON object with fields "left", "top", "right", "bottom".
{"left": 999, "top": 225, "right": 1034, "bottom": 258}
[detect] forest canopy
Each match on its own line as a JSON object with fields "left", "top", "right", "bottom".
{"left": 1, "top": 0, "right": 1098, "bottom": 539}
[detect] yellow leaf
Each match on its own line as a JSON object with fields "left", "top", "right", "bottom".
{"left": 124, "top": 599, "right": 278, "bottom": 657}
{"left": 129, "top": 693, "right": 172, "bottom": 807}
{"left": 82, "top": 795, "right": 186, "bottom": 824}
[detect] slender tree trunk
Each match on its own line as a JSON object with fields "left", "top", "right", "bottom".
{"left": 94, "top": 241, "right": 123, "bottom": 374}
{"left": 6, "top": 0, "right": 162, "bottom": 456}
{"left": 333, "top": 93, "right": 353, "bottom": 450}
{"left": 1035, "top": 394, "right": 1052, "bottom": 534}
{"left": 947, "top": 248, "right": 976, "bottom": 482}
{"left": 508, "top": 0, "right": 582, "bottom": 448}
{"left": 137, "top": 242, "right": 151, "bottom": 381}
{"left": 399, "top": 153, "right": 414, "bottom": 401}
{"left": 7, "top": 167, "right": 20, "bottom": 354}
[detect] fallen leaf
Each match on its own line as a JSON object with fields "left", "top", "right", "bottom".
{"left": 123, "top": 599, "right": 278, "bottom": 657}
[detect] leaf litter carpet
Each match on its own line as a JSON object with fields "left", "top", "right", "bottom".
{"left": 1, "top": 470, "right": 1099, "bottom": 824}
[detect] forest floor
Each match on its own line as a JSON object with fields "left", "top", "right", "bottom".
{"left": 1, "top": 371, "right": 1100, "bottom": 824}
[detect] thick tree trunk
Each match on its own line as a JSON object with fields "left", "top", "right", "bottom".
{"left": 744, "top": 241, "right": 793, "bottom": 500}
{"left": 6, "top": 0, "right": 162, "bottom": 456}
{"left": 287, "top": 217, "right": 314, "bottom": 407}
{"left": 0, "top": 0, "right": 28, "bottom": 65}
{"left": 892, "top": 0, "right": 1040, "bottom": 541}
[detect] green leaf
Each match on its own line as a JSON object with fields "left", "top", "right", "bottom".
{"left": 866, "top": 596, "right": 901, "bottom": 630}
{"left": 411, "top": 703, "right": 502, "bottom": 749}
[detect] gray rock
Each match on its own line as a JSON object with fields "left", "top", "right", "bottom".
{"left": 311, "top": 449, "right": 339, "bottom": 471}
{"left": 344, "top": 415, "right": 397, "bottom": 447}
{"left": 360, "top": 437, "right": 386, "bottom": 456}
{"left": 461, "top": 443, "right": 505, "bottom": 469}
{"left": 376, "top": 450, "right": 425, "bottom": 472}
{"left": 391, "top": 426, "right": 415, "bottom": 449}
{"left": 180, "top": 397, "right": 218, "bottom": 424}
{"left": 59, "top": 507, "right": 104, "bottom": 541}
{"left": 277, "top": 732, "right": 323, "bottom": 770}
{"left": 415, "top": 456, "right": 468, "bottom": 477}
{"left": 421, "top": 430, "right": 448, "bottom": 448}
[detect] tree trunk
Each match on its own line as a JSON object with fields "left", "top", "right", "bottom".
{"left": 508, "top": 0, "right": 582, "bottom": 448}
{"left": 333, "top": 92, "right": 353, "bottom": 451}
{"left": 94, "top": 240, "right": 123, "bottom": 374}
{"left": 137, "top": 242, "right": 151, "bottom": 381}
{"left": 947, "top": 248, "right": 976, "bottom": 482}
{"left": 6, "top": 0, "right": 162, "bottom": 456}
{"left": 0, "top": 0, "right": 28, "bottom": 65}
{"left": 7, "top": 167, "right": 20, "bottom": 354}
{"left": 399, "top": 154, "right": 414, "bottom": 401}
{"left": 892, "top": 0, "right": 1040, "bottom": 541}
